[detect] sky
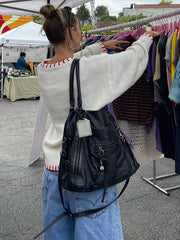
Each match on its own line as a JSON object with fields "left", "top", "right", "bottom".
{"left": 84, "top": 0, "right": 180, "bottom": 17}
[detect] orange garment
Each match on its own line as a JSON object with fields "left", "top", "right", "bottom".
{"left": 29, "top": 62, "right": 33, "bottom": 74}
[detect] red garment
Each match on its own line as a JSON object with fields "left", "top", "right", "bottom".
{"left": 113, "top": 74, "right": 153, "bottom": 125}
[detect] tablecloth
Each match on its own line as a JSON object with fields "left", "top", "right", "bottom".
{"left": 4, "top": 75, "right": 40, "bottom": 101}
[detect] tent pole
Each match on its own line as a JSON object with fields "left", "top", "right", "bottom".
{"left": 1, "top": 44, "right": 4, "bottom": 99}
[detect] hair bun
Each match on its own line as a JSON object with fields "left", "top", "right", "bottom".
{"left": 40, "top": 4, "right": 56, "bottom": 19}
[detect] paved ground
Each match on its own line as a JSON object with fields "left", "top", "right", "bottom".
{"left": 0, "top": 98, "right": 180, "bottom": 240}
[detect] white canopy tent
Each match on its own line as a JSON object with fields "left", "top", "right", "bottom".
{"left": 0, "top": 22, "right": 49, "bottom": 98}
{"left": 0, "top": 21, "right": 49, "bottom": 62}
{"left": 0, "top": 0, "right": 92, "bottom": 98}
{"left": 0, "top": 21, "right": 48, "bottom": 47}
{"left": 0, "top": 0, "right": 91, "bottom": 16}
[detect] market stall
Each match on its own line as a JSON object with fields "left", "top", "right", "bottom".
{"left": 0, "top": 1, "right": 92, "bottom": 99}
{"left": 4, "top": 75, "right": 39, "bottom": 101}
{"left": 0, "top": 21, "right": 49, "bottom": 99}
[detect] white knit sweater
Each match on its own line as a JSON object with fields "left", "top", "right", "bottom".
{"left": 37, "top": 34, "right": 153, "bottom": 171}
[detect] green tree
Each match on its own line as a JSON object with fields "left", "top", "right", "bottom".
{"left": 95, "top": 5, "right": 109, "bottom": 18}
{"left": 100, "top": 15, "right": 117, "bottom": 22}
{"left": 118, "top": 13, "right": 150, "bottom": 29}
{"left": 159, "top": 0, "right": 172, "bottom": 4}
{"left": 81, "top": 24, "right": 97, "bottom": 32}
{"left": 97, "top": 15, "right": 117, "bottom": 28}
{"left": 76, "top": 4, "right": 90, "bottom": 26}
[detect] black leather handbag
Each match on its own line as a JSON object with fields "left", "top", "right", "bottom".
{"left": 59, "top": 58, "right": 139, "bottom": 192}
{"left": 34, "top": 58, "right": 139, "bottom": 239}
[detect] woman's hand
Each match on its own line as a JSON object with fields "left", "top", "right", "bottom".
{"left": 103, "top": 40, "right": 130, "bottom": 51}
{"left": 145, "top": 30, "right": 165, "bottom": 38}
{"left": 103, "top": 30, "right": 164, "bottom": 51}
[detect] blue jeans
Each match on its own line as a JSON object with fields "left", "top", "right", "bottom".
{"left": 42, "top": 167, "right": 124, "bottom": 240}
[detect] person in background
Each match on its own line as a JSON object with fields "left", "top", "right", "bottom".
{"left": 16, "top": 52, "right": 29, "bottom": 71}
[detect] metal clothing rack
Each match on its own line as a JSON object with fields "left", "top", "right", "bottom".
{"left": 86, "top": 9, "right": 180, "bottom": 34}
{"left": 142, "top": 160, "right": 180, "bottom": 196}
{"left": 86, "top": 9, "right": 180, "bottom": 195}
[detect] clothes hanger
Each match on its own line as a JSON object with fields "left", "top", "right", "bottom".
{"left": 174, "top": 19, "right": 177, "bottom": 32}
{"left": 159, "top": 18, "right": 163, "bottom": 31}
{"left": 162, "top": 18, "right": 166, "bottom": 33}
{"left": 164, "top": 16, "right": 169, "bottom": 36}
{"left": 169, "top": 21, "right": 173, "bottom": 36}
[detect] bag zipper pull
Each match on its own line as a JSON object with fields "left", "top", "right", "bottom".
{"left": 100, "top": 159, "right": 104, "bottom": 171}
{"left": 116, "top": 128, "right": 125, "bottom": 142}
{"left": 98, "top": 146, "right": 105, "bottom": 171}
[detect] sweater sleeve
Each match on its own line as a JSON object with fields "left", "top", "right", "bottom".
{"left": 80, "top": 34, "right": 153, "bottom": 110}
{"left": 74, "top": 42, "right": 107, "bottom": 58}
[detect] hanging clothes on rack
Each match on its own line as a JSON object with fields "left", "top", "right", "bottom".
{"left": 152, "top": 32, "right": 176, "bottom": 159}
{"left": 83, "top": 29, "right": 163, "bottom": 164}
{"left": 169, "top": 57, "right": 180, "bottom": 174}
{"left": 113, "top": 34, "right": 164, "bottom": 164}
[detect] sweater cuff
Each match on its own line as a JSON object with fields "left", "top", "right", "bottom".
{"left": 98, "top": 42, "right": 108, "bottom": 52}
{"left": 85, "top": 42, "right": 107, "bottom": 55}
{"left": 135, "top": 34, "right": 153, "bottom": 50}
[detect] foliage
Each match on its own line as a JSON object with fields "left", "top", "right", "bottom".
{"left": 97, "top": 15, "right": 117, "bottom": 28}
{"left": 118, "top": 13, "right": 151, "bottom": 29}
{"left": 100, "top": 15, "right": 117, "bottom": 22}
{"left": 76, "top": 4, "right": 90, "bottom": 25}
{"left": 159, "top": 0, "right": 172, "bottom": 4}
{"left": 33, "top": 15, "right": 42, "bottom": 24}
{"left": 95, "top": 5, "right": 109, "bottom": 18}
{"left": 118, "top": 13, "right": 146, "bottom": 23}
{"left": 81, "top": 25, "right": 97, "bottom": 32}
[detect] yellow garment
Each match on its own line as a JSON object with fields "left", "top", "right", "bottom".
{"left": 171, "top": 28, "right": 178, "bottom": 82}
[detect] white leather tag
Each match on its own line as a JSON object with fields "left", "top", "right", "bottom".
{"left": 77, "top": 119, "right": 92, "bottom": 138}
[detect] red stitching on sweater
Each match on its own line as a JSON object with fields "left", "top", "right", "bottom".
{"left": 98, "top": 42, "right": 108, "bottom": 52}
{"left": 42, "top": 58, "right": 73, "bottom": 68}
{"left": 144, "top": 33, "right": 153, "bottom": 39}
{"left": 44, "top": 160, "right": 59, "bottom": 172}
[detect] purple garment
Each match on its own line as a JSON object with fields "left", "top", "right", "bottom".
{"left": 107, "top": 102, "right": 118, "bottom": 124}
{"left": 154, "top": 85, "right": 164, "bottom": 152}
{"left": 107, "top": 103, "right": 133, "bottom": 149}
{"left": 146, "top": 121, "right": 153, "bottom": 134}
{"left": 133, "top": 28, "right": 146, "bottom": 39}
{"left": 173, "top": 39, "right": 180, "bottom": 67}
{"left": 155, "top": 108, "right": 162, "bottom": 152}
{"left": 148, "top": 46, "right": 153, "bottom": 78}
{"left": 154, "top": 84, "right": 165, "bottom": 104}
